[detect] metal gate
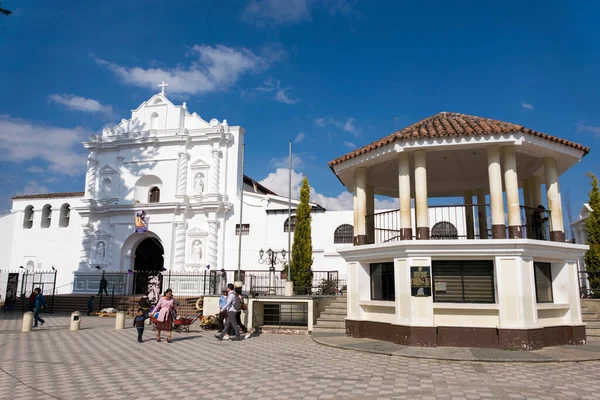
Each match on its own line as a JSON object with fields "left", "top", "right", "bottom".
{"left": 0, "top": 270, "right": 57, "bottom": 312}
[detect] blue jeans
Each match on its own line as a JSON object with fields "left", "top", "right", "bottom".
{"left": 33, "top": 308, "right": 45, "bottom": 326}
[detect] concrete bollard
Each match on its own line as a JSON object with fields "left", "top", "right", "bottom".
{"left": 22, "top": 311, "right": 34, "bottom": 332}
{"left": 115, "top": 311, "right": 125, "bottom": 330}
{"left": 70, "top": 311, "right": 81, "bottom": 331}
{"left": 285, "top": 281, "right": 294, "bottom": 297}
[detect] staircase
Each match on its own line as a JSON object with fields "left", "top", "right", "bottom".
{"left": 582, "top": 303, "right": 600, "bottom": 341}
{"left": 313, "top": 296, "right": 347, "bottom": 333}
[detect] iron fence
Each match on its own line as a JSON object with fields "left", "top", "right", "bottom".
{"left": 0, "top": 270, "right": 57, "bottom": 312}
{"left": 220, "top": 270, "right": 346, "bottom": 296}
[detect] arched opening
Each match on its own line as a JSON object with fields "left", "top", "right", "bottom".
{"left": 148, "top": 186, "right": 160, "bottom": 203}
{"left": 41, "top": 204, "right": 52, "bottom": 228}
{"left": 334, "top": 224, "right": 354, "bottom": 244}
{"left": 150, "top": 112, "right": 159, "bottom": 130}
{"left": 134, "top": 175, "right": 162, "bottom": 203}
{"left": 431, "top": 221, "right": 458, "bottom": 240}
{"left": 284, "top": 216, "right": 297, "bottom": 233}
{"left": 133, "top": 237, "right": 164, "bottom": 294}
{"left": 101, "top": 177, "right": 112, "bottom": 198}
{"left": 23, "top": 205, "right": 34, "bottom": 229}
{"left": 59, "top": 204, "right": 70, "bottom": 227}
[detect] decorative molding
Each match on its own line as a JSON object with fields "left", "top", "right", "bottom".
{"left": 98, "top": 164, "right": 118, "bottom": 175}
{"left": 186, "top": 226, "right": 209, "bottom": 238}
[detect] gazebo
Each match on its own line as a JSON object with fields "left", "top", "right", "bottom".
{"left": 329, "top": 112, "right": 590, "bottom": 350}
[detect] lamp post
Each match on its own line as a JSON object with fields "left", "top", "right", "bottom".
{"left": 258, "top": 248, "right": 286, "bottom": 295}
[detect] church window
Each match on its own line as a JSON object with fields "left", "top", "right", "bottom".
{"left": 284, "top": 216, "right": 296, "bottom": 233}
{"left": 148, "top": 187, "right": 160, "bottom": 203}
{"left": 431, "top": 221, "right": 458, "bottom": 239}
{"left": 236, "top": 224, "right": 250, "bottom": 235}
{"left": 41, "top": 204, "right": 52, "bottom": 228}
{"left": 334, "top": 224, "right": 354, "bottom": 244}
{"left": 150, "top": 112, "right": 159, "bottom": 130}
{"left": 59, "top": 204, "right": 70, "bottom": 228}
{"left": 23, "top": 205, "right": 34, "bottom": 229}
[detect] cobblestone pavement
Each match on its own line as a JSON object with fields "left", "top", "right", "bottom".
{"left": 1, "top": 314, "right": 600, "bottom": 400}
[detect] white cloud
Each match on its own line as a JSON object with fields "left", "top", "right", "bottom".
{"left": 343, "top": 141, "right": 356, "bottom": 149}
{"left": 343, "top": 117, "right": 357, "bottom": 134}
{"left": 242, "top": 0, "right": 311, "bottom": 26}
{"left": 294, "top": 132, "right": 305, "bottom": 143}
{"left": 315, "top": 117, "right": 359, "bottom": 136}
{"left": 49, "top": 94, "right": 114, "bottom": 117}
{"left": 241, "top": 0, "right": 358, "bottom": 26}
{"left": 26, "top": 166, "right": 46, "bottom": 173}
{"left": 314, "top": 117, "right": 326, "bottom": 127}
{"left": 256, "top": 79, "right": 299, "bottom": 104}
{"left": 270, "top": 154, "right": 304, "bottom": 169}
{"left": 576, "top": 122, "right": 600, "bottom": 137}
{"left": 259, "top": 167, "right": 398, "bottom": 211}
{"left": 521, "top": 101, "right": 534, "bottom": 111}
{"left": 16, "top": 181, "right": 51, "bottom": 196}
{"left": 95, "top": 44, "right": 274, "bottom": 96}
{"left": 0, "top": 115, "right": 90, "bottom": 176}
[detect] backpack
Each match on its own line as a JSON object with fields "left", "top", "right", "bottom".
{"left": 232, "top": 294, "right": 242, "bottom": 311}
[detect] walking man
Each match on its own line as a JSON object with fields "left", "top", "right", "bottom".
{"left": 32, "top": 288, "right": 46, "bottom": 328}
{"left": 215, "top": 283, "right": 242, "bottom": 341}
{"left": 97, "top": 275, "right": 108, "bottom": 296}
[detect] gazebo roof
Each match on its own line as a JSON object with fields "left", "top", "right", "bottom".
{"left": 329, "top": 112, "right": 590, "bottom": 167}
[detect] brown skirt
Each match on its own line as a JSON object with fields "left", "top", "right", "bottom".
{"left": 155, "top": 312, "right": 173, "bottom": 332}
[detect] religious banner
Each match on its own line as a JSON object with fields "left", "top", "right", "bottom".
{"left": 410, "top": 266, "right": 431, "bottom": 297}
{"left": 134, "top": 210, "right": 147, "bottom": 233}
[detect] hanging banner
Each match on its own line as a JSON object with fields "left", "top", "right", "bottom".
{"left": 134, "top": 210, "right": 147, "bottom": 233}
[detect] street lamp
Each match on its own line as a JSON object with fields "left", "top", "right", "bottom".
{"left": 258, "top": 248, "right": 287, "bottom": 295}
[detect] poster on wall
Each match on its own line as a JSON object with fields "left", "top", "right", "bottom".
{"left": 410, "top": 266, "right": 431, "bottom": 297}
{"left": 134, "top": 210, "right": 147, "bottom": 233}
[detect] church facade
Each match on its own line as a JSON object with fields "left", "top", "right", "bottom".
{"left": 0, "top": 91, "right": 357, "bottom": 294}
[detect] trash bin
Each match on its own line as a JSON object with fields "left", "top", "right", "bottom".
{"left": 70, "top": 311, "right": 81, "bottom": 331}
{"left": 22, "top": 311, "right": 34, "bottom": 332}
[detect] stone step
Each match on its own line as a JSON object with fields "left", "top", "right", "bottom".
{"left": 313, "top": 321, "right": 345, "bottom": 329}
{"left": 586, "top": 329, "right": 600, "bottom": 336}
{"left": 317, "top": 314, "right": 346, "bottom": 322}
{"left": 321, "top": 307, "right": 347, "bottom": 315}
{"left": 312, "top": 326, "right": 346, "bottom": 333}
{"left": 585, "top": 321, "right": 600, "bottom": 328}
{"left": 326, "top": 302, "right": 348, "bottom": 309}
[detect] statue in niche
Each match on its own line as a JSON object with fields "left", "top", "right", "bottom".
{"left": 194, "top": 173, "right": 205, "bottom": 194}
{"left": 190, "top": 240, "right": 202, "bottom": 263}
{"left": 101, "top": 178, "right": 112, "bottom": 198}
{"left": 96, "top": 241, "right": 106, "bottom": 262}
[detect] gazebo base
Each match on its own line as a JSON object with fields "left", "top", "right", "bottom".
{"left": 346, "top": 320, "right": 586, "bottom": 350}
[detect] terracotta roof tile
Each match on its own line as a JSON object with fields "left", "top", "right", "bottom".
{"left": 328, "top": 112, "right": 590, "bottom": 167}
{"left": 11, "top": 192, "right": 84, "bottom": 200}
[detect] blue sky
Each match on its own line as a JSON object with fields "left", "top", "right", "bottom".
{"left": 0, "top": 0, "right": 599, "bottom": 222}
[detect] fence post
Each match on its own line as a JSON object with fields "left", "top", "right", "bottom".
{"left": 203, "top": 270, "right": 207, "bottom": 296}
{"left": 51, "top": 270, "right": 57, "bottom": 313}
{"left": 168, "top": 270, "right": 171, "bottom": 289}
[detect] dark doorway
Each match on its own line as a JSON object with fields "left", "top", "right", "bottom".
{"left": 133, "top": 237, "right": 164, "bottom": 294}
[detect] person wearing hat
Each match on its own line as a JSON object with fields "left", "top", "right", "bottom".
{"left": 532, "top": 205, "right": 548, "bottom": 240}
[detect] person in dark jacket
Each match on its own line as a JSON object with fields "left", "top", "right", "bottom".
{"left": 28, "top": 291, "right": 37, "bottom": 312}
{"left": 97, "top": 276, "right": 108, "bottom": 296}
{"left": 133, "top": 308, "right": 148, "bottom": 342}
{"left": 87, "top": 296, "right": 94, "bottom": 316}
{"left": 32, "top": 288, "right": 46, "bottom": 328}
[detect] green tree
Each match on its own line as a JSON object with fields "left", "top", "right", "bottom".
{"left": 290, "top": 176, "right": 313, "bottom": 294}
{"left": 584, "top": 173, "right": 600, "bottom": 296}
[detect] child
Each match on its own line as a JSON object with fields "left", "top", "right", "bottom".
{"left": 87, "top": 296, "right": 94, "bottom": 316}
{"left": 133, "top": 308, "right": 148, "bottom": 343}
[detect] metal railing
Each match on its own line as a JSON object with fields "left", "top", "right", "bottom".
{"left": 367, "top": 204, "right": 553, "bottom": 244}
{"left": 0, "top": 270, "right": 57, "bottom": 312}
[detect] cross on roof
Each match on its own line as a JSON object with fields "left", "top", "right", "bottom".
{"left": 158, "top": 80, "right": 169, "bottom": 96}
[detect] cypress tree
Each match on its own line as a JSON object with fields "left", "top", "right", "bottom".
{"left": 291, "top": 177, "right": 313, "bottom": 294}
{"left": 584, "top": 173, "right": 600, "bottom": 295}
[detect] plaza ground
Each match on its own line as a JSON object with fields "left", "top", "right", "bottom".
{"left": 1, "top": 314, "right": 600, "bottom": 400}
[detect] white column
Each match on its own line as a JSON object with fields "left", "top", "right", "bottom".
{"left": 502, "top": 147, "right": 522, "bottom": 238}
{"left": 210, "top": 149, "right": 222, "bottom": 193}
{"left": 398, "top": 152, "right": 412, "bottom": 240}
{"left": 78, "top": 223, "right": 92, "bottom": 270}
{"left": 522, "top": 179, "right": 533, "bottom": 239}
{"left": 366, "top": 184, "right": 374, "bottom": 244}
{"left": 174, "top": 222, "right": 186, "bottom": 271}
{"left": 544, "top": 157, "right": 565, "bottom": 241}
{"left": 85, "top": 155, "right": 98, "bottom": 199}
{"left": 355, "top": 168, "right": 367, "bottom": 245}
{"left": 476, "top": 189, "right": 488, "bottom": 239}
{"left": 176, "top": 151, "right": 189, "bottom": 201}
{"left": 463, "top": 190, "right": 475, "bottom": 239}
{"left": 207, "top": 220, "right": 219, "bottom": 269}
{"left": 414, "top": 150, "right": 429, "bottom": 239}
{"left": 487, "top": 146, "right": 506, "bottom": 239}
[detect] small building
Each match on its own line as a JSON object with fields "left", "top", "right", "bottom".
{"left": 329, "top": 112, "right": 590, "bottom": 350}
{"left": 572, "top": 203, "right": 593, "bottom": 294}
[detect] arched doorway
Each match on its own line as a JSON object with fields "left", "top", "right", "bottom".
{"left": 133, "top": 237, "right": 164, "bottom": 294}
